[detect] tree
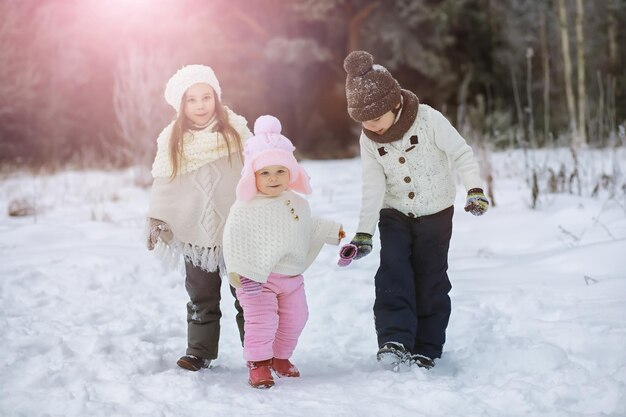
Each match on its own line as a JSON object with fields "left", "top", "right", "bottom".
{"left": 539, "top": 2, "right": 551, "bottom": 143}
{"left": 606, "top": 0, "right": 619, "bottom": 73}
{"left": 0, "top": 3, "right": 41, "bottom": 163}
{"left": 113, "top": 45, "right": 172, "bottom": 168}
{"left": 575, "top": 0, "right": 587, "bottom": 146}
{"left": 557, "top": 0, "right": 579, "bottom": 145}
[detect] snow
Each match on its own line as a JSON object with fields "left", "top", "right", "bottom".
{"left": 1, "top": 149, "right": 625, "bottom": 417}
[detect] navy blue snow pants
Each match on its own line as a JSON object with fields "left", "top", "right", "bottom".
{"left": 374, "top": 206, "right": 453, "bottom": 359}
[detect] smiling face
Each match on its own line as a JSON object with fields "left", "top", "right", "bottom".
{"left": 255, "top": 165, "right": 290, "bottom": 197}
{"left": 183, "top": 83, "right": 216, "bottom": 126}
{"left": 361, "top": 109, "right": 397, "bottom": 135}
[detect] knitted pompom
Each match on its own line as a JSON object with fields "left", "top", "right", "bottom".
{"left": 343, "top": 50, "right": 373, "bottom": 76}
{"left": 254, "top": 115, "right": 282, "bottom": 135}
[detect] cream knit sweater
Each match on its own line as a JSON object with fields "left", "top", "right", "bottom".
{"left": 357, "top": 104, "right": 483, "bottom": 235}
{"left": 223, "top": 191, "right": 342, "bottom": 287}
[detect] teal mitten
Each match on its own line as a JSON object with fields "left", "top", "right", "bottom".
{"left": 464, "top": 188, "right": 489, "bottom": 216}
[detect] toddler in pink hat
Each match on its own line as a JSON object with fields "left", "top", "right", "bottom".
{"left": 235, "top": 115, "right": 312, "bottom": 202}
{"left": 223, "top": 115, "right": 345, "bottom": 389}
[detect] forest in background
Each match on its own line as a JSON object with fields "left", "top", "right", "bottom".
{"left": 1, "top": 0, "right": 625, "bottom": 169}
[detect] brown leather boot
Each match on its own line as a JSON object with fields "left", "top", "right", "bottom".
{"left": 271, "top": 358, "right": 300, "bottom": 378}
{"left": 176, "top": 355, "right": 211, "bottom": 371}
{"left": 247, "top": 359, "right": 274, "bottom": 389}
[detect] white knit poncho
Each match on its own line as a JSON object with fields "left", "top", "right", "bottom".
{"left": 222, "top": 191, "right": 342, "bottom": 287}
{"left": 147, "top": 108, "right": 252, "bottom": 272}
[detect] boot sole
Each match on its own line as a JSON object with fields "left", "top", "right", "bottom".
{"left": 377, "top": 352, "right": 410, "bottom": 372}
{"left": 411, "top": 358, "right": 435, "bottom": 370}
{"left": 249, "top": 380, "right": 275, "bottom": 389}
{"left": 271, "top": 367, "right": 300, "bottom": 378}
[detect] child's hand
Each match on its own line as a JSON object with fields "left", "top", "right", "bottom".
{"left": 464, "top": 188, "right": 489, "bottom": 216}
{"left": 240, "top": 277, "right": 263, "bottom": 296}
{"left": 147, "top": 218, "right": 171, "bottom": 250}
{"left": 350, "top": 233, "right": 373, "bottom": 260}
{"left": 337, "top": 243, "right": 358, "bottom": 267}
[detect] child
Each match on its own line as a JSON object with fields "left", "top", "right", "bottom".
{"left": 146, "top": 64, "right": 252, "bottom": 371}
{"left": 222, "top": 115, "right": 344, "bottom": 388}
{"left": 342, "top": 51, "right": 489, "bottom": 370}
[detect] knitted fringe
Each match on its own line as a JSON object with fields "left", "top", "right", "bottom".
{"left": 154, "top": 240, "right": 224, "bottom": 273}
{"left": 154, "top": 239, "right": 184, "bottom": 272}
{"left": 182, "top": 243, "right": 225, "bottom": 272}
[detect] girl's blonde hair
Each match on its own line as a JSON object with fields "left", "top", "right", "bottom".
{"left": 168, "top": 92, "right": 244, "bottom": 178}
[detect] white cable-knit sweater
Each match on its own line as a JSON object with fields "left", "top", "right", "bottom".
{"left": 357, "top": 104, "right": 483, "bottom": 235}
{"left": 223, "top": 191, "right": 342, "bottom": 287}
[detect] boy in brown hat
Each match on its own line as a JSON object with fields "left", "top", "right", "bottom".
{"left": 342, "top": 50, "right": 489, "bottom": 370}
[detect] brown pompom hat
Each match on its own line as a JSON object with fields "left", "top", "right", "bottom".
{"left": 343, "top": 50, "right": 402, "bottom": 122}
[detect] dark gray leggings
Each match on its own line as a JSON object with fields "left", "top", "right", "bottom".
{"left": 184, "top": 260, "right": 245, "bottom": 359}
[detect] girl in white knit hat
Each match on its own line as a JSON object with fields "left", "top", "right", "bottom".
{"left": 146, "top": 64, "right": 252, "bottom": 372}
{"left": 222, "top": 115, "right": 344, "bottom": 389}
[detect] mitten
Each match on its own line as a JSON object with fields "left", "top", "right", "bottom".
{"left": 240, "top": 277, "right": 263, "bottom": 296}
{"left": 337, "top": 243, "right": 358, "bottom": 267}
{"left": 464, "top": 188, "right": 489, "bottom": 216}
{"left": 147, "top": 218, "right": 171, "bottom": 250}
{"left": 350, "top": 232, "right": 373, "bottom": 260}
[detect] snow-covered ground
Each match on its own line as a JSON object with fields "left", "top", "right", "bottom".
{"left": 1, "top": 149, "right": 625, "bottom": 417}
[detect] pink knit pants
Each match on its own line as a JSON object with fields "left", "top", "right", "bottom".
{"left": 236, "top": 273, "right": 309, "bottom": 362}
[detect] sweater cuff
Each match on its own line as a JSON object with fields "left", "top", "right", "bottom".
{"left": 325, "top": 222, "right": 343, "bottom": 246}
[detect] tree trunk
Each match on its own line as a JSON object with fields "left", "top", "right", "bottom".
{"left": 457, "top": 68, "right": 473, "bottom": 132}
{"left": 526, "top": 48, "right": 535, "bottom": 147}
{"left": 608, "top": 75, "right": 616, "bottom": 141}
{"left": 607, "top": 0, "right": 618, "bottom": 73}
{"left": 597, "top": 71, "right": 605, "bottom": 145}
{"left": 511, "top": 68, "right": 525, "bottom": 145}
{"left": 113, "top": 45, "right": 170, "bottom": 168}
{"left": 347, "top": 1, "right": 380, "bottom": 52}
{"left": 539, "top": 4, "right": 550, "bottom": 144}
{"left": 557, "top": 0, "right": 578, "bottom": 143}
{"left": 606, "top": 0, "right": 618, "bottom": 140}
{"left": 575, "top": 0, "right": 586, "bottom": 146}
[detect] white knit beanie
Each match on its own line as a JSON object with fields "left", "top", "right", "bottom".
{"left": 164, "top": 64, "right": 222, "bottom": 113}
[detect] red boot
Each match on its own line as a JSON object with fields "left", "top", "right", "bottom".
{"left": 247, "top": 359, "right": 274, "bottom": 389}
{"left": 272, "top": 358, "right": 300, "bottom": 378}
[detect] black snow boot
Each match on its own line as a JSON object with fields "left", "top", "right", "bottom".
{"left": 410, "top": 353, "right": 435, "bottom": 370}
{"left": 376, "top": 342, "right": 411, "bottom": 370}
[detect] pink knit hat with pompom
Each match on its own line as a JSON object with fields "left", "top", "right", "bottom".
{"left": 236, "top": 115, "right": 312, "bottom": 202}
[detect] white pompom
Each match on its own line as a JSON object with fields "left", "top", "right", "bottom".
{"left": 253, "top": 115, "right": 282, "bottom": 135}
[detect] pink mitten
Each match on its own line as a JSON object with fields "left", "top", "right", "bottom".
{"left": 337, "top": 243, "right": 358, "bottom": 267}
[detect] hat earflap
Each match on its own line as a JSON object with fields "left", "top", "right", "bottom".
{"left": 235, "top": 164, "right": 258, "bottom": 202}
{"left": 289, "top": 165, "right": 312, "bottom": 195}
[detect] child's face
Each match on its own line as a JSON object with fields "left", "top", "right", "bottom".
{"left": 255, "top": 165, "right": 290, "bottom": 197}
{"left": 361, "top": 109, "right": 396, "bottom": 135}
{"left": 183, "top": 83, "right": 216, "bottom": 126}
